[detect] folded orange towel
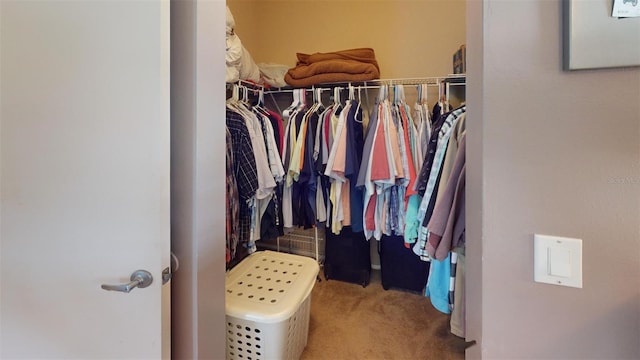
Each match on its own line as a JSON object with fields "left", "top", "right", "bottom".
{"left": 285, "top": 59, "right": 380, "bottom": 87}
{"left": 296, "top": 48, "right": 380, "bottom": 72}
{"left": 285, "top": 48, "right": 380, "bottom": 87}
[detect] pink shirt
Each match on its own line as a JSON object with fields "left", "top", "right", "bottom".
{"left": 400, "top": 106, "right": 418, "bottom": 199}
{"left": 370, "top": 104, "right": 390, "bottom": 181}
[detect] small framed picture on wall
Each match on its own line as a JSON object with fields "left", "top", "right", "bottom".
{"left": 563, "top": 0, "right": 640, "bottom": 70}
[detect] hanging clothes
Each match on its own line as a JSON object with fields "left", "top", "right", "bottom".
{"left": 298, "top": 102, "right": 322, "bottom": 229}
{"left": 358, "top": 85, "right": 428, "bottom": 241}
{"left": 450, "top": 248, "right": 466, "bottom": 338}
{"left": 225, "top": 108, "right": 258, "bottom": 260}
{"left": 415, "top": 83, "right": 432, "bottom": 169}
{"left": 425, "top": 252, "right": 451, "bottom": 314}
{"left": 324, "top": 96, "right": 366, "bottom": 234}
{"left": 425, "top": 135, "right": 466, "bottom": 261}
{"left": 225, "top": 87, "right": 285, "bottom": 263}
{"left": 252, "top": 106, "right": 285, "bottom": 242}
{"left": 421, "top": 116, "right": 467, "bottom": 323}
{"left": 412, "top": 106, "right": 466, "bottom": 258}
{"left": 314, "top": 102, "right": 336, "bottom": 224}
{"left": 343, "top": 100, "right": 365, "bottom": 232}
{"left": 280, "top": 89, "right": 345, "bottom": 230}
{"left": 325, "top": 101, "right": 351, "bottom": 233}
{"left": 226, "top": 127, "right": 240, "bottom": 266}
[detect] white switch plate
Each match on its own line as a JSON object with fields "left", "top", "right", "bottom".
{"left": 534, "top": 234, "right": 582, "bottom": 288}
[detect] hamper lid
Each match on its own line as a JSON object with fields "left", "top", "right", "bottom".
{"left": 225, "top": 251, "right": 320, "bottom": 323}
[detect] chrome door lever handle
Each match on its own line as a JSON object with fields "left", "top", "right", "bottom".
{"left": 101, "top": 270, "right": 153, "bottom": 293}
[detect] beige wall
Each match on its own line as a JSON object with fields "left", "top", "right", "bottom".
{"left": 467, "top": 1, "right": 640, "bottom": 358}
{"left": 227, "top": 0, "right": 466, "bottom": 79}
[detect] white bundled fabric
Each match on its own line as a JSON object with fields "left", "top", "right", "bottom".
{"left": 258, "top": 63, "right": 289, "bottom": 88}
{"left": 238, "top": 45, "right": 260, "bottom": 82}
{"left": 226, "top": 35, "right": 242, "bottom": 83}
{"left": 226, "top": 6, "right": 260, "bottom": 84}
{"left": 226, "top": 5, "right": 235, "bottom": 36}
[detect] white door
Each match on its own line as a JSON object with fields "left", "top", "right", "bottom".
{"left": 0, "top": 1, "right": 171, "bottom": 358}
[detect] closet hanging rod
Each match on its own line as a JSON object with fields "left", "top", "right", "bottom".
{"left": 367, "top": 74, "right": 466, "bottom": 86}
{"left": 229, "top": 75, "right": 466, "bottom": 94}
{"left": 264, "top": 82, "right": 464, "bottom": 94}
{"left": 236, "top": 79, "right": 267, "bottom": 91}
{"left": 263, "top": 74, "right": 466, "bottom": 94}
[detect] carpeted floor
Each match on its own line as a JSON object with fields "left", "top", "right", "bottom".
{"left": 300, "top": 269, "right": 466, "bottom": 360}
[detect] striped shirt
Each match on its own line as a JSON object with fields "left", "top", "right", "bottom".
{"left": 413, "top": 107, "right": 466, "bottom": 260}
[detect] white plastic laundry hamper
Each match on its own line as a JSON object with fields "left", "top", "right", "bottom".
{"left": 226, "top": 250, "right": 319, "bottom": 360}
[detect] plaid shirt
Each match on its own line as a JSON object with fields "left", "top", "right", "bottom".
{"left": 226, "top": 128, "right": 239, "bottom": 266}
{"left": 226, "top": 109, "right": 258, "bottom": 250}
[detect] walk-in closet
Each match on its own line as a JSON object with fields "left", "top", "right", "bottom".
{"left": 224, "top": 1, "right": 468, "bottom": 358}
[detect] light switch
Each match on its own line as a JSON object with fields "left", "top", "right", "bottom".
{"left": 534, "top": 234, "right": 582, "bottom": 288}
{"left": 548, "top": 247, "right": 571, "bottom": 277}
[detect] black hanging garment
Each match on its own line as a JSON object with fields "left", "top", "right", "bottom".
{"left": 379, "top": 234, "right": 430, "bottom": 292}
{"left": 323, "top": 226, "right": 371, "bottom": 287}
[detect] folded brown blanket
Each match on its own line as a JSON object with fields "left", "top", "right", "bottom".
{"left": 285, "top": 59, "right": 379, "bottom": 87}
{"left": 296, "top": 48, "right": 380, "bottom": 72}
{"left": 285, "top": 48, "right": 380, "bottom": 87}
